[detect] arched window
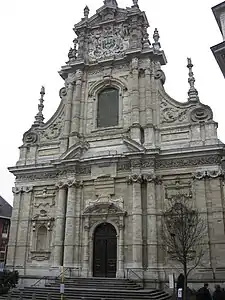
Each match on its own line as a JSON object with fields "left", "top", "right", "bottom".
{"left": 36, "top": 226, "right": 47, "bottom": 251}
{"left": 97, "top": 88, "right": 119, "bottom": 128}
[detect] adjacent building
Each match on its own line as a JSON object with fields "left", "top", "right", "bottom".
{"left": 211, "top": 1, "right": 225, "bottom": 77}
{"left": 0, "top": 196, "right": 12, "bottom": 265}
{"left": 7, "top": 0, "right": 225, "bottom": 283}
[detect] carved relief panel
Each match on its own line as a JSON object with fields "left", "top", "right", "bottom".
{"left": 33, "top": 187, "right": 56, "bottom": 208}
{"left": 30, "top": 209, "right": 54, "bottom": 261}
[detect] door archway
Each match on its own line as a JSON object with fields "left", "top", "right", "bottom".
{"left": 93, "top": 223, "right": 117, "bottom": 278}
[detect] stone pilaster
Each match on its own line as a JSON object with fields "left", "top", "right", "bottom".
{"left": 128, "top": 174, "right": 143, "bottom": 269}
{"left": 82, "top": 217, "right": 90, "bottom": 276}
{"left": 16, "top": 186, "right": 33, "bottom": 273}
{"left": 63, "top": 179, "right": 77, "bottom": 267}
{"left": 53, "top": 182, "right": 67, "bottom": 267}
{"left": 74, "top": 181, "right": 83, "bottom": 269}
{"left": 143, "top": 174, "right": 157, "bottom": 269}
{"left": 117, "top": 218, "right": 125, "bottom": 278}
{"left": 6, "top": 187, "right": 23, "bottom": 268}
{"left": 70, "top": 69, "right": 83, "bottom": 147}
{"left": 144, "top": 60, "right": 155, "bottom": 148}
{"left": 60, "top": 73, "right": 75, "bottom": 152}
{"left": 193, "top": 172, "right": 212, "bottom": 272}
{"left": 130, "top": 57, "right": 140, "bottom": 142}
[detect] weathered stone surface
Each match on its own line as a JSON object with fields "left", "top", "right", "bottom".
{"left": 7, "top": 0, "right": 225, "bottom": 281}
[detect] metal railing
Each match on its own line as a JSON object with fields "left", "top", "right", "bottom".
{"left": 125, "top": 268, "right": 144, "bottom": 288}
{"left": 32, "top": 267, "right": 71, "bottom": 287}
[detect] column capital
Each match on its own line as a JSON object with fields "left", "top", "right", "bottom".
{"left": 76, "top": 69, "right": 83, "bottom": 82}
{"left": 193, "top": 169, "right": 224, "bottom": 180}
{"left": 66, "top": 179, "right": 83, "bottom": 188}
{"left": 23, "top": 186, "right": 34, "bottom": 193}
{"left": 55, "top": 181, "right": 67, "bottom": 189}
{"left": 143, "top": 173, "right": 162, "bottom": 185}
{"left": 131, "top": 57, "right": 139, "bottom": 71}
{"left": 127, "top": 174, "right": 143, "bottom": 184}
{"left": 66, "top": 72, "right": 76, "bottom": 90}
{"left": 12, "top": 187, "right": 23, "bottom": 194}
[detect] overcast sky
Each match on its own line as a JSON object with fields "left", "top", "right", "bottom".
{"left": 0, "top": 0, "right": 224, "bottom": 205}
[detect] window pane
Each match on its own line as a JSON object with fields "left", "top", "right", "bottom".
{"left": 97, "top": 88, "right": 119, "bottom": 128}
{"left": 36, "top": 226, "right": 47, "bottom": 251}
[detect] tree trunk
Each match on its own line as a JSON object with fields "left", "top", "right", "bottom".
{"left": 183, "top": 264, "right": 187, "bottom": 300}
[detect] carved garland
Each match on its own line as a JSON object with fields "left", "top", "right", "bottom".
{"left": 193, "top": 169, "right": 224, "bottom": 180}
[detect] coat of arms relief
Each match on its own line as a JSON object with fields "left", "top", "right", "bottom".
{"left": 88, "top": 24, "right": 129, "bottom": 62}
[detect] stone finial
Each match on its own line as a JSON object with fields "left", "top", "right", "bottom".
{"left": 104, "top": 0, "right": 118, "bottom": 7}
{"left": 187, "top": 58, "right": 199, "bottom": 102}
{"left": 84, "top": 5, "right": 90, "bottom": 19}
{"left": 132, "top": 0, "right": 139, "bottom": 7}
{"left": 33, "top": 86, "right": 45, "bottom": 126}
{"left": 153, "top": 28, "right": 161, "bottom": 51}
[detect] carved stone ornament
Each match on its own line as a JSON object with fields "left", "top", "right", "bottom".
{"left": 32, "top": 210, "right": 54, "bottom": 232}
{"left": 12, "top": 187, "right": 23, "bottom": 194}
{"left": 30, "top": 251, "right": 51, "bottom": 261}
{"left": 193, "top": 169, "right": 224, "bottom": 180}
{"left": 34, "top": 188, "right": 56, "bottom": 208}
{"left": 165, "top": 178, "right": 192, "bottom": 199}
{"left": 131, "top": 159, "right": 142, "bottom": 169}
{"left": 127, "top": 174, "right": 143, "bottom": 184}
{"left": 66, "top": 72, "right": 76, "bottom": 87}
{"left": 16, "top": 164, "right": 90, "bottom": 182}
{"left": 59, "top": 87, "right": 67, "bottom": 99}
{"left": 156, "top": 155, "right": 221, "bottom": 169}
{"left": 40, "top": 114, "right": 64, "bottom": 141}
{"left": 86, "top": 194, "right": 124, "bottom": 209}
{"left": 77, "top": 165, "right": 91, "bottom": 175}
{"left": 23, "top": 130, "right": 38, "bottom": 145}
{"left": 88, "top": 24, "right": 129, "bottom": 62}
{"left": 66, "top": 179, "right": 83, "bottom": 188}
{"left": 117, "top": 161, "right": 131, "bottom": 171}
{"left": 155, "top": 69, "right": 166, "bottom": 85}
{"left": 141, "top": 159, "right": 155, "bottom": 168}
{"left": 161, "top": 101, "right": 187, "bottom": 124}
{"left": 143, "top": 173, "right": 157, "bottom": 183}
{"left": 83, "top": 202, "right": 126, "bottom": 217}
{"left": 190, "top": 105, "right": 213, "bottom": 123}
{"left": 12, "top": 186, "right": 33, "bottom": 194}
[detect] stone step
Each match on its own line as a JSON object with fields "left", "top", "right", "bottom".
{"left": 0, "top": 278, "right": 171, "bottom": 300}
{"left": 5, "top": 287, "right": 171, "bottom": 300}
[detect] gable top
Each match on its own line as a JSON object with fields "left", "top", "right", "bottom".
{"left": 74, "top": 1, "right": 149, "bottom": 31}
{"left": 61, "top": 0, "right": 166, "bottom": 74}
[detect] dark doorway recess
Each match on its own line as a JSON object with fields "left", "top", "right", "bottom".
{"left": 93, "top": 223, "right": 117, "bottom": 278}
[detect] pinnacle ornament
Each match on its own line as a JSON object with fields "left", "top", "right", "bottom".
{"left": 33, "top": 86, "right": 45, "bottom": 126}
{"left": 187, "top": 58, "right": 199, "bottom": 102}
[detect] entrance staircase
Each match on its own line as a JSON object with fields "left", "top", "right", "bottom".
{"left": 2, "top": 277, "right": 171, "bottom": 300}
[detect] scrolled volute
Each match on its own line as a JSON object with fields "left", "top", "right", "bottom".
{"left": 23, "top": 130, "right": 38, "bottom": 145}
{"left": 155, "top": 69, "right": 166, "bottom": 85}
{"left": 59, "top": 87, "right": 67, "bottom": 100}
{"left": 190, "top": 105, "right": 213, "bottom": 123}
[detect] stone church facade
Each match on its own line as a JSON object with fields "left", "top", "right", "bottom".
{"left": 7, "top": 0, "right": 225, "bottom": 281}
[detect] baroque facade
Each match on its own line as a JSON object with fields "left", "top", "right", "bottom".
{"left": 7, "top": 0, "right": 225, "bottom": 281}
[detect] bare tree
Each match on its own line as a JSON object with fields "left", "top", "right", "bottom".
{"left": 162, "top": 194, "right": 207, "bottom": 300}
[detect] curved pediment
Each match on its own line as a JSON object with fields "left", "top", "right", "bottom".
{"left": 60, "top": 141, "right": 90, "bottom": 160}
{"left": 83, "top": 202, "right": 126, "bottom": 216}
{"left": 123, "top": 136, "right": 145, "bottom": 152}
{"left": 159, "top": 89, "right": 213, "bottom": 126}
{"left": 22, "top": 88, "right": 66, "bottom": 146}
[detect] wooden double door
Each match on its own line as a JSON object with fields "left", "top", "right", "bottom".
{"left": 93, "top": 223, "right": 117, "bottom": 278}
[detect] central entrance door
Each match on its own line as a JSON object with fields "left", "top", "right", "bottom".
{"left": 93, "top": 223, "right": 117, "bottom": 278}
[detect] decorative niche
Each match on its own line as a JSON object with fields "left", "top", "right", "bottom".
{"left": 30, "top": 209, "right": 54, "bottom": 261}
